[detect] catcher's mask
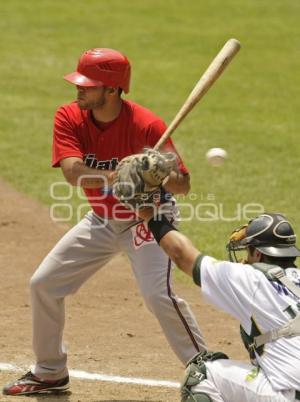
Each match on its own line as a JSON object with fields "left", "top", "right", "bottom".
{"left": 226, "top": 213, "right": 300, "bottom": 262}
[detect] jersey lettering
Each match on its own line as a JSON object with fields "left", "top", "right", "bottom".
{"left": 84, "top": 154, "right": 119, "bottom": 171}
{"left": 270, "top": 281, "right": 290, "bottom": 296}
{"left": 271, "top": 280, "right": 300, "bottom": 301}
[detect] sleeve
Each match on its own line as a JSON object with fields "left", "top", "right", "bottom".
{"left": 192, "top": 254, "right": 205, "bottom": 286}
{"left": 146, "top": 119, "right": 189, "bottom": 175}
{"left": 52, "top": 106, "right": 84, "bottom": 167}
{"left": 195, "top": 256, "right": 260, "bottom": 325}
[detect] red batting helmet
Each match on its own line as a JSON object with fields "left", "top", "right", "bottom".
{"left": 64, "top": 48, "right": 131, "bottom": 93}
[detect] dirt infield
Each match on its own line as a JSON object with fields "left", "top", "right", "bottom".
{"left": 0, "top": 179, "right": 248, "bottom": 402}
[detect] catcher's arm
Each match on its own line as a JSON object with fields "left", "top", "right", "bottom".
{"left": 60, "top": 157, "right": 116, "bottom": 188}
{"left": 160, "top": 229, "right": 200, "bottom": 277}
{"left": 139, "top": 208, "right": 200, "bottom": 278}
{"left": 162, "top": 171, "right": 190, "bottom": 195}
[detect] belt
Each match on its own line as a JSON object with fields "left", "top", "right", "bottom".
{"left": 296, "top": 390, "right": 300, "bottom": 400}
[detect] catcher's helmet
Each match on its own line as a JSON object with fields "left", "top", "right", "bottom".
{"left": 64, "top": 48, "right": 131, "bottom": 93}
{"left": 227, "top": 213, "right": 300, "bottom": 261}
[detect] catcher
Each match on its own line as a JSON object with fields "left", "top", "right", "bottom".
{"left": 128, "top": 185, "right": 300, "bottom": 402}
{"left": 140, "top": 210, "right": 300, "bottom": 402}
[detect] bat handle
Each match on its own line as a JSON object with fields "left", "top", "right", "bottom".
{"left": 154, "top": 126, "right": 174, "bottom": 151}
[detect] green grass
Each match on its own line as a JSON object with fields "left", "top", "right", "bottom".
{"left": 1, "top": 0, "right": 300, "bottom": 266}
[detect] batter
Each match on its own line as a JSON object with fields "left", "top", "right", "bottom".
{"left": 3, "top": 47, "right": 206, "bottom": 396}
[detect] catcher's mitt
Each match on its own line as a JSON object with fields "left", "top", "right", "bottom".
{"left": 113, "top": 149, "right": 177, "bottom": 208}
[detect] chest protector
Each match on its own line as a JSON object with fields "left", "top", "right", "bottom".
{"left": 240, "top": 263, "right": 300, "bottom": 359}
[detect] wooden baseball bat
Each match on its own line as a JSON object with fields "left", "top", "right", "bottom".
{"left": 154, "top": 38, "right": 241, "bottom": 150}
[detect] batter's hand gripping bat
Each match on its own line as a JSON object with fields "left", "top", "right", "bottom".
{"left": 154, "top": 38, "right": 241, "bottom": 150}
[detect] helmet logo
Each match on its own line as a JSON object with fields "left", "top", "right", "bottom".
{"left": 273, "top": 221, "right": 296, "bottom": 242}
{"left": 246, "top": 214, "right": 273, "bottom": 240}
{"left": 64, "top": 48, "right": 131, "bottom": 93}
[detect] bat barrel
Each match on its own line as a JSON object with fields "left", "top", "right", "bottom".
{"left": 154, "top": 38, "right": 241, "bottom": 150}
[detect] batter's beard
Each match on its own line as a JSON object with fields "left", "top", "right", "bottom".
{"left": 77, "top": 97, "right": 106, "bottom": 110}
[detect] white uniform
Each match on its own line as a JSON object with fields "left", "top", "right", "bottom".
{"left": 191, "top": 256, "right": 300, "bottom": 402}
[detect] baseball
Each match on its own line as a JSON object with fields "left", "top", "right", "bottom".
{"left": 205, "top": 147, "right": 228, "bottom": 167}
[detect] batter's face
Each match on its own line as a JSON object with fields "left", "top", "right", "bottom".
{"left": 76, "top": 85, "right": 107, "bottom": 110}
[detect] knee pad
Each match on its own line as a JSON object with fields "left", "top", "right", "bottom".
{"left": 180, "top": 350, "right": 228, "bottom": 402}
{"left": 180, "top": 360, "right": 208, "bottom": 402}
{"left": 182, "top": 393, "right": 212, "bottom": 402}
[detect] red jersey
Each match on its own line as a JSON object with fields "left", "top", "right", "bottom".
{"left": 52, "top": 100, "right": 188, "bottom": 219}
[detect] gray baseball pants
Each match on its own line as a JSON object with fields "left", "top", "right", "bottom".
{"left": 30, "top": 211, "right": 206, "bottom": 379}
